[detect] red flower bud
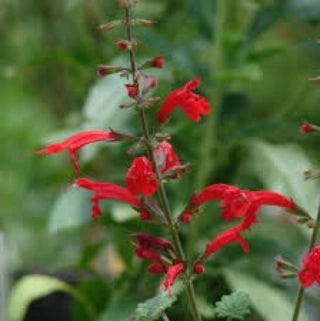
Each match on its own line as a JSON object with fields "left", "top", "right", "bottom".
{"left": 139, "top": 210, "right": 152, "bottom": 221}
{"left": 180, "top": 211, "right": 192, "bottom": 224}
{"left": 193, "top": 262, "right": 205, "bottom": 274}
{"left": 134, "top": 247, "right": 161, "bottom": 261}
{"left": 126, "top": 84, "right": 138, "bottom": 98}
{"left": 148, "top": 262, "right": 167, "bottom": 274}
{"left": 151, "top": 56, "right": 163, "bottom": 68}
{"left": 116, "top": 39, "right": 127, "bottom": 51}
{"left": 162, "top": 261, "right": 184, "bottom": 292}
{"left": 300, "top": 122, "right": 314, "bottom": 134}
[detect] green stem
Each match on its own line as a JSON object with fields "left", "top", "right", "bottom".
{"left": 292, "top": 201, "right": 320, "bottom": 321}
{"left": 124, "top": 5, "right": 202, "bottom": 321}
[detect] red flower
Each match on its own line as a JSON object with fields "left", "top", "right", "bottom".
{"left": 132, "top": 233, "right": 172, "bottom": 250}
{"left": 153, "top": 141, "right": 182, "bottom": 178}
{"left": 162, "top": 261, "right": 184, "bottom": 292}
{"left": 157, "top": 78, "right": 210, "bottom": 124}
{"left": 151, "top": 56, "right": 163, "bottom": 68}
{"left": 35, "top": 130, "right": 119, "bottom": 174}
{"left": 74, "top": 178, "right": 141, "bottom": 219}
{"left": 125, "top": 157, "right": 158, "bottom": 197}
{"left": 204, "top": 226, "right": 249, "bottom": 258}
{"left": 192, "top": 184, "right": 295, "bottom": 229}
{"left": 298, "top": 246, "right": 320, "bottom": 288}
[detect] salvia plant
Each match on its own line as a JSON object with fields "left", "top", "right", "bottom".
{"left": 30, "top": 1, "right": 320, "bottom": 321}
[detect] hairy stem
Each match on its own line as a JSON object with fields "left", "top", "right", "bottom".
{"left": 292, "top": 202, "right": 320, "bottom": 321}
{"left": 124, "top": 5, "right": 202, "bottom": 321}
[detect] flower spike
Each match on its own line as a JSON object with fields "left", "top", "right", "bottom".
{"left": 157, "top": 77, "right": 210, "bottom": 124}
{"left": 35, "top": 130, "right": 120, "bottom": 174}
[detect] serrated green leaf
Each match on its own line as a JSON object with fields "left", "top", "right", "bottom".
{"left": 48, "top": 188, "right": 92, "bottom": 233}
{"left": 224, "top": 269, "right": 308, "bottom": 321}
{"left": 248, "top": 139, "right": 320, "bottom": 216}
{"left": 7, "top": 275, "right": 72, "bottom": 321}
{"left": 214, "top": 291, "right": 250, "bottom": 320}
{"left": 130, "top": 281, "right": 184, "bottom": 321}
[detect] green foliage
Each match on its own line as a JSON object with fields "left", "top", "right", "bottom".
{"left": 130, "top": 281, "right": 184, "bottom": 321}
{"left": 48, "top": 188, "right": 92, "bottom": 233}
{"left": 224, "top": 269, "right": 308, "bottom": 321}
{"left": 248, "top": 139, "right": 320, "bottom": 216}
{"left": 213, "top": 290, "right": 250, "bottom": 321}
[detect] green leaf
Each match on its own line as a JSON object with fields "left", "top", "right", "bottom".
{"left": 248, "top": 139, "right": 320, "bottom": 216}
{"left": 7, "top": 274, "right": 72, "bottom": 321}
{"left": 99, "top": 297, "right": 138, "bottom": 321}
{"left": 224, "top": 269, "right": 308, "bottom": 321}
{"left": 130, "top": 281, "right": 184, "bottom": 321}
{"left": 48, "top": 188, "right": 92, "bottom": 233}
{"left": 214, "top": 290, "right": 250, "bottom": 321}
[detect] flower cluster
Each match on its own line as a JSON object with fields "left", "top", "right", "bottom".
{"left": 35, "top": 1, "right": 320, "bottom": 309}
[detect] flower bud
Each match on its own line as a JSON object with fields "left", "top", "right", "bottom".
{"left": 193, "top": 262, "right": 205, "bottom": 274}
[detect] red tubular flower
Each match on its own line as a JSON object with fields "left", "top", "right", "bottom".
{"left": 298, "top": 246, "right": 320, "bottom": 288}
{"left": 35, "top": 130, "right": 119, "bottom": 174}
{"left": 125, "top": 157, "right": 158, "bottom": 197}
{"left": 153, "top": 141, "right": 182, "bottom": 178}
{"left": 162, "top": 261, "right": 184, "bottom": 292}
{"left": 300, "top": 122, "right": 314, "bottom": 134}
{"left": 132, "top": 233, "right": 172, "bottom": 250}
{"left": 192, "top": 184, "right": 295, "bottom": 229}
{"left": 205, "top": 226, "right": 250, "bottom": 258}
{"left": 157, "top": 77, "right": 210, "bottom": 124}
{"left": 151, "top": 56, "right": 163, "bottom": 68}
{"left": 74, "top": 178, "right": 141, "bottom": 219}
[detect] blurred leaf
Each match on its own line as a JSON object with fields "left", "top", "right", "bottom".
{"left": 196, "top": 296, "right": 216, "bottom": 319}
{"left": 224, "top": 269, "right": 308, "bottom": 321}
{"left": 48, "top": 188, "right": 92, "bottom": 233}
{"left": 7, "top": 274, "right": 72, "bottom": 321}
{"left": 81, "top": 66, "right": 133, "bottom": 163}
{"left": 109, "top": 225, "right": 134, "bottom": 268}
{"left": 130, "top": 281, "right": 184, "bottom": 321}
{"left": 217, "top": 63, "right": 262, "bottom": 83}
{"left": 185, "top": 0, "right": 215, "bottom": 39}
{"left": 287, "top": 0, "right": 320, "bottom": 20}
{"left": 243, "top": 1, "right": 288, "bottom": 50}
{"left": 72, "top": 277, "right": 110, "bottom": 321}
{"left": 248, "top": 139, "right": 320, "bottom": 216}
{"left": 99, "top": 297, "right": 138, "bottom": 321}
{"left": 213, "top": 290, "right": 251, "bottom": 321}
{"left": 111, "top": 203, "right": 138, "bottom": 223}
{"left": 248, "top": 45, "right": 286, "bottom": 61}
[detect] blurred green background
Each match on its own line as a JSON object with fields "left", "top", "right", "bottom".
{"left": 1, "top": 0, "right": 320, "bottom": 320}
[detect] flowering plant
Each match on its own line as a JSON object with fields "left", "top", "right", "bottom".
{"left": 27, "top": 1, "right": 320, "bottom": 321}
